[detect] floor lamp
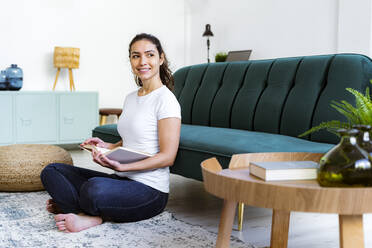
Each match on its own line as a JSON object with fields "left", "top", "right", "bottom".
{"left": 202, "top": 24, "right": 214, "bottom": 63}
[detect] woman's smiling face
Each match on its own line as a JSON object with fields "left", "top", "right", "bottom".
{"left": 130, "top": 39, "right": 164, "bottom": 83}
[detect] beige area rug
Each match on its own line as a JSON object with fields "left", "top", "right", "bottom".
{"left": 0, "top": 191, "right": 257, "bottom": 248}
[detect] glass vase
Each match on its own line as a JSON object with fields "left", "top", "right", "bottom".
{"left": 0, "top": 70, "right": 7, "bottom": 90}
{"left": 318, "top": 129, "right": 372, "bottom": 187}
{"left": 6, "top": 64, "right": 23, "bottom": 91}
{"left": 353, "top": 124, "right": 372, "bottom": 155}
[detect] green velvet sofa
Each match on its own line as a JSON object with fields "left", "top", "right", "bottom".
{"left": 93, "top": 54, "right": 372, "bottom": 181}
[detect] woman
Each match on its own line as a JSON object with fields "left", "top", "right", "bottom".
{"left": 40, "top": 33, "right": 181, "bottom": 233}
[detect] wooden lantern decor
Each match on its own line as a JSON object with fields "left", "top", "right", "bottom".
{"left": 53, "top": 47, "right": 80, "bottom": 91}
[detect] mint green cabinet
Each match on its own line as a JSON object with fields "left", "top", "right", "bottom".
{"left": 16, "top": 93, "right": 57, "bottom": 143}
{"left": 0, "top": 91, "right": 98, "bottom": 145}
{"left": 0, "top": 95, "right": 13, "bottom": 144}
{"left": 59, "top": 93, "right": 98, "bottom": 143}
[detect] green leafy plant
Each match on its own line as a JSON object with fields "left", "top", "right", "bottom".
{"left": 299, "top": 81, "right": 372, "bottom": 137}
{"left": 215, "top": 52, "right": 228, "bottom": 62}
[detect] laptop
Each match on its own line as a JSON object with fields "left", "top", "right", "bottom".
{"left": 226, "top": 50, "right": 252, "bottom": 62}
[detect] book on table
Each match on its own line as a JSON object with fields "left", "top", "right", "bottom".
{"left": 249, "top": 161, "right": 319, "bottom": 181}
{"left": 81, "top": 144, "right": 152, "bottom": 164}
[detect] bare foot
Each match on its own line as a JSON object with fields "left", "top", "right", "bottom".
{"left": 54, "top": 213, "right": 103, "bottom": 232}
{"left": 46, "top": 199, "right": 63, "bottom": 214}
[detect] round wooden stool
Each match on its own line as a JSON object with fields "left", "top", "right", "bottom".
{"left": 99, "top": 108, "right": 122, "bottom": 125}
{"left": 0, "top": 144, "right": 73, "bottom": 191}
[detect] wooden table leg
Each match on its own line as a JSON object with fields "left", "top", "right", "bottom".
{"left": 339, "top": 215, "right": 364, "bottom": 248}
{"left": 238, "top": 202, "right": 244, "bottom": 231}
{"left": 270, "top": 209, "right": 290, "bottom": 248}
{"left": 216, "top": 200, "right": 237, "bottom": 248}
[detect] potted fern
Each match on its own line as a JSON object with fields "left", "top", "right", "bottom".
{"left": 215, "top": 52, "right": 228, "bottom": 62}
{"left": 299, "top": 81, "right": 372, "bottom": 138}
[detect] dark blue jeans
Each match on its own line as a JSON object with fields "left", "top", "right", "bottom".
{"left": 40, "top": 163, "right": 168, "bottom": 222}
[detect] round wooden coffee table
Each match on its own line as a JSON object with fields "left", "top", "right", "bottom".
{"left": 201, "top": 152, "right": 372, "bottom": 248}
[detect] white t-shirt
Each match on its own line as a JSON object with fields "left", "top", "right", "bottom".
{"left": 116, "top": 85, "right": 181, "bottom": 193}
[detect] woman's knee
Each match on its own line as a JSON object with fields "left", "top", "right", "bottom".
{"left": 80, "top": 177, "right": 107, "bottom": 196}
{"left": 40, "top": 163, "right": 65, "bottom": 182}
{"left": 79, "top": 178, "right": 107, "bottom": 213}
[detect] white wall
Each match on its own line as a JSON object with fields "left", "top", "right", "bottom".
{"left": 185, "top": 0, "right": 339, "bottom": 64}
{"left": 1, "top": 0, "right": 185, "bottom": 108}
{"left": 3, "top": 0, "right": 372, "bottom": 109}
{"left": 337, "top": 0, "right": 372, "bottom": 54}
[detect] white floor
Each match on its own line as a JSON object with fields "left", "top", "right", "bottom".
{"left": 70, "top": 149, "right": 372, "bottom": 248}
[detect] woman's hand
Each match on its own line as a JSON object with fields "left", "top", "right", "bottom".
{"left": 80, "top": 137, "right": 112, "bottom": 149}
{"left": 91, "top": 148, "right": 123, "bottom": 171}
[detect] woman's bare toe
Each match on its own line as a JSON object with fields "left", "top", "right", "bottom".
{"left": 56, "top": 222, "right": 67, "bottom": 231}
{"left": 54, "top": 214, "right": 66, "bottom": 222}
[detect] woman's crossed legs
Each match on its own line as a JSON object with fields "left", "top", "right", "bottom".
{"left": 40, "top": 163, "right": 168, "bottom": 232}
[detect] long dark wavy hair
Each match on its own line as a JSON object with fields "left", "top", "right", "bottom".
{"left": 129, "top": 33, "right": 174, "bottom": 91}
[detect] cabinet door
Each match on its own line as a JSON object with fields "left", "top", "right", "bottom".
{"left": 0, "top": 95, "right": 13, "bottom": 144}
{"left": 15, "top": 94, "right": 57, "bottom": 143}
{"left": 59, "top": 93, "right": 98, "bottom": 143}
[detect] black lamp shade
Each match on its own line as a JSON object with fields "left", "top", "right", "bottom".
{"left": 202, "top": 24, "right": 214, "bottom": 37}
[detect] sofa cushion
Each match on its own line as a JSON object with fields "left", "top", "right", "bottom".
{"left": 192, "top": 63, "right": 228, "bottom": 126}
{"left": 210, "top": 62, "right": 250, "bottom": 128}
{"left": 180, "top": 124, "right": 333, "bottom": 157}
{"left": 253, "top": 57, "right": 302, "bottom": 134}
{"left": 177, "top": 64, "right": 208, "bottom": 124}
{"left": 279, "top": 55, "right": 333, "bottom": 139}
{"left": 92, "top": 124, "right": 121, "bottom": 143}
{"left": 310, "top": 54, "right": 372, "bottom": 143}
{"left": 231, "top": 60, "right": 273, "bottom": 130}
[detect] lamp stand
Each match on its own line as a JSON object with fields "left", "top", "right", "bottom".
{"left": 207, "top": 37, "right": 210, "bottom": 63}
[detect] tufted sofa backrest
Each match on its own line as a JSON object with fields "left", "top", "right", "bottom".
{"left": 173, "top": 54, "right": 372, "bottom": 144}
